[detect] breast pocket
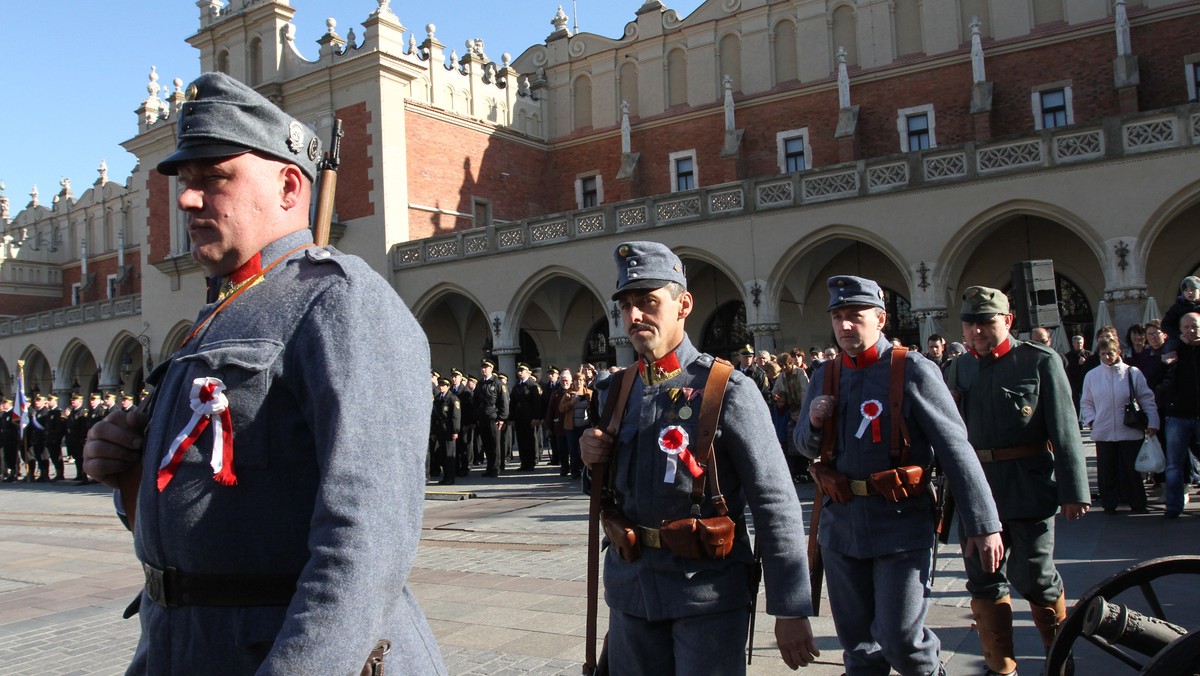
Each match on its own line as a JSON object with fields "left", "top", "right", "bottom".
{"left": 1001, "top": 378, "right": 1040, "bottom": 418}
{"left": 176, "top": 338, "right": 284, "bottom": 470}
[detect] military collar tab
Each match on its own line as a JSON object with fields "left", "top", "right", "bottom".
{"left": 842, "top": 344, "right": 880, "bottom": 370}
{"left": 638, "top": 351, "right": 683, "bottom": 385}
{"left": 969, "top": 335, "right": 1015, "bottom": 360}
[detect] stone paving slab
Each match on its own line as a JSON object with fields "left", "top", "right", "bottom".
{"left": 0, "top": 446, "right": 1198, "bottom": 675}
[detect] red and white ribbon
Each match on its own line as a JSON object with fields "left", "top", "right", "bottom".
{"left": 855, "top": 400, "right": 883, "bottom": 442}
{"left": 659, "top": 425, "right": 703, "bottom": 483}
{"left": 157, "top": 377, "right": 237, "bottom": 491}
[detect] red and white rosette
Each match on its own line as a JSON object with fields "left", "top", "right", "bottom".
{"left": 855, "top": 399, "right": 883, "bottom": 442}
{"left": 659, "top": 425, "right": 703, "bottom": 483}
{"left": 156, "top": 377, "right": 237, "bottom": 491}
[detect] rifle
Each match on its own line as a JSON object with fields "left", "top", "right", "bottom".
{"left": 312, "top": 118, "right": 344, "bottom": 248}
{"left": 807, "top": 480, "right": 825, "bottom": 615}
{"left": 931, "top": 470, "right": 955, "bottom": 584}
{"left": 746, "top": 536, "right": 762, "bottom": 664}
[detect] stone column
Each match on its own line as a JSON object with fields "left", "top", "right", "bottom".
{"left": 749, "top": 323, "right": 779, "bottom": 354}
{"left": 913, "top": 309, "right": 949, "bottom": 345}
{"left": 608, "top": 336, "right": 637, "bottom": 368}
{"left": 493, "top": 347, "right": 521, "bottom": 381}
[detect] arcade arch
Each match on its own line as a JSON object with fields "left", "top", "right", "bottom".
{"left": 680, "top": 254, "right": 745, "bottom": 359}
{"left": 511, "top": 273, "right": 610, "bottom": 371}
{"left": 58, "top": 340, "right": 100, "bottom": 395}
{"left": 416, "top": 289, "right": 491, "bottom": 375}
{"left": 104, "top": 332, "right": 146, "bottom": 395}
{"left": 1142, "top": 189, "right": 1200, "bottom": 308}
{"left": 19, "top": 348, "right": 54, "bottom": 396}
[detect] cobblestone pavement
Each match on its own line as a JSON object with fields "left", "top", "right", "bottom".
{"left": 1, "top": 445, "right": 1198, "bottom": 675}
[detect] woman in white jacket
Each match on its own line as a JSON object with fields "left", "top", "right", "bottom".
{"left": 1081, "top": 338, "right": 1160, "bottom": 513}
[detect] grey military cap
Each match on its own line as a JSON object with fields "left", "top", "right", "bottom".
{"left": 827, "top": 275, "right": 886, "bottom": 311}
{"left": 157, "top": 72, "right": 321, "bottom": 181}
{"left": 611, "top": 241, "right": 687, "bottom": 300}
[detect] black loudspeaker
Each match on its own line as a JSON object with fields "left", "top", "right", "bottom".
{"left": 1011, "top": 260, "right": 1060, "bottom": 332}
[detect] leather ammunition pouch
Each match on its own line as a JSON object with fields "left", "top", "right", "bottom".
{"left": 867, "top": 465, "right": 927, "bottom": 503}
{"left": 809, "top": 462, "right": 852, "bottom": 504}
{"left": 600, "top": 500, "right": 641, "bottom": 563}
{"left": 658, "top": 515, "right": 736, "bottom": 560}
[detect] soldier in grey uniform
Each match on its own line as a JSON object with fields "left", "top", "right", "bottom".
{"left": 581, "top": 241, "right": 819, "bottom": 674}
{"left": 949, "top": 286, "right": 1090, "bottom": 676}
{"left": 797, "top": 276, "right": 1002, "bottom": 676}
{"left": 83, "top": 72, "right": 444, "bottom": 675}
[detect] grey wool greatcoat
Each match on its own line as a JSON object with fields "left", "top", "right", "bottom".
{"left": 126, "top": 231, "right": 445, "bottom": 675}
{"left": 796, "top": 336, "right": 1000, "bottom": 559}
{"left": 605, "top": 336, "right": 812, "bottom": 623}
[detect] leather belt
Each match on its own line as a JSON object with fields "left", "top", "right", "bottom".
{"left": 636, "top": 526, "right": 663, "bottom": 549}
{"left": 975, "top": 442, "right": 1049, "bottom": 463}
{"left": 142, "top": 563, "right": 298, "bottom": 608}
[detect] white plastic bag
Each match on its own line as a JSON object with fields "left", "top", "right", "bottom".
{"left": 1134, "top": 435, "right": 1165, "bottom": 474}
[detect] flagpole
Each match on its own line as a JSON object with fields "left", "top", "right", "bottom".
{"left": 16, "top": 360, "right": 30, "bottom": 481}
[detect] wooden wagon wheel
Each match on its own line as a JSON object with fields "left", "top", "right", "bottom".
{"left": 1044, "top": 556, "right": 1200, "bottom": 676}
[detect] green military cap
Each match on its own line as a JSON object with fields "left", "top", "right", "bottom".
{"left": 960, "top": 285, "right": 1011, "bottom": 322}
{"left": 480, "top": 358, "right": 496, "bottom": 369}
{"left": 70, "top": 393, "right": 83, "bottom": 401}
{"left": 827, "top": 275, "right": 886, "bottom": 310}
{"left": 549, "top": 366, "right": 560, "bottom": 375}
{"left": 450, "top": 368, "right": 464, "bottom": 378}
{"left": 436, "top": 377, "right": 451, "bottom": 386}
{"left": 48, "top": 395, "right": 59, "bottom": 403}
{"left": 467, "top": 376, "right": 479, "bottom": 383}
{"left": 737, "top": 344, "right": 755, "bottom": 356}
{"left": 103, "top": 391, "right": 117, "bottom": 399}
{"left": 431, "top": 369, "right": 441, "bottom": 379}
{"left": 90, "top": 392, "right": 102, "bottom": 399}
{"left": 121, "top": 392, "right": 135, "bottom": 401}
{"left": 498, "top": 373, "right": 509, "bottom": 382}
{"left": 516, "top": 362, "right": 531, "bottom": 372}
{"left": 157, "top": 72, "right": 321, "bottom": 181}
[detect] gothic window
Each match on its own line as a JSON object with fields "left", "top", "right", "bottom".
{"left": 1032, "top": 0, "right": 1065, "bottom": 25}
{"left": 831, "top": 5, "right": 858, "bottom": 67}
{"left": 619, "top": 61, "right": 639, "bottom": 117}
{"left": 772, "top": 20, "right": 798, "bottom": 84}
{"left": 883, "top": 289, "right": 919, "bottom": 347}
{"left": 573, "top": 74, "right": 593, "bottom": 130}
{"left": 700, "top": 301, "right": 752, "bottom": 361}
{"left": 667, "top": 48, "right": 688, "bottom": 107}
{"left": 582, "top": 319, "right": 615, "bottom": 368}
{"left": 894, "top": 0, "right": 923, "bottom": 57}
{"left": 248, "top": 37, "right": 263, "bottom": 86}
{"left": 718, "top": 33, "right": 742, "bottom": 93}
{"left": 959, "top": 0, "right": 991, "bottom": 42}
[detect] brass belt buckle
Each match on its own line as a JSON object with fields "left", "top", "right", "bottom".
{"left": 639, "top": 526, "right": 662, "bottom": 549}
{"left": 849, "top": 480, "right": 871, "bottom": 497}
{"left": 976, "top": 449, "right": 996, "bottom": 463}
{"left": 142, "top": 563, "right": 177, "bottom": 608}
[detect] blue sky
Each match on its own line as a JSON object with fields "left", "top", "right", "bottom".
{"left": 0, "top": 0, "right": 703, "bottom": 212}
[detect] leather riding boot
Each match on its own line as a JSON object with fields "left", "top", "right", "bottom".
{"left": 1028, "top": 596, "right": 1068, "bottom": 650}
{"left": 971, "top": 596, "right": 1018, "bottom": 675}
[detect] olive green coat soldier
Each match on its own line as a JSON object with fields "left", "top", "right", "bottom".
{"left": 947, "top": 286, "right": 1090, "bottom": 676}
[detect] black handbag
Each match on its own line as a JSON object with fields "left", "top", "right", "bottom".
{"left": 1123, "top": 367, "right": 1149, "bottom": 431}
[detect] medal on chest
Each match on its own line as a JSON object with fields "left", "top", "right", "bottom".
{"left": 157, "top": 377, "right": 238, "bottom": 490}
{"left": 856, "top": 399, "right": 883, "bottom": 443}
{"left": 659, "top": 425, "right": 703, "bottom": 483}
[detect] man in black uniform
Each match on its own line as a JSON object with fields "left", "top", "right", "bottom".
{"left": 449, "top": 369, "right": 474, "bottom": 477}
{"left": 736, "top": 344, "right": 771, "bottom": 402}
{"left": 508, "top": 363, "right": 543, "bottom": 470}
{"left": 44, "top": 396, "right": 67, "bottom": 481}
{"left": 65, "top": 393, "right": 92, "bottom": 484}
{"left": 473, "top": 359, "right": 508, "bottom": 477}
{"left": 0, "top": 398, "right": 19, "bottom": 482}
{"left": 430, "top": 377, "right": 461, "bottom": 485}
{"left": 24, "top": 394, "right": 49, "bottom": 482}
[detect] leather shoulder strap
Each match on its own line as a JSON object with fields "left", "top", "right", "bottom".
{"left": 693, "top": 358, "right": 734, "bottom": 511}
{"left": 888, "top": 347, "right": 911, "bottom": 464}
{"left": 818, "top": 358, "right": 842, "bottom": 463}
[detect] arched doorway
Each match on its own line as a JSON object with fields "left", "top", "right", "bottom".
{"left": 580, "top": 319, "right": 615, "bottom": 368}
{"left": 883, "top": 288, "right": 919, "bottom": 347}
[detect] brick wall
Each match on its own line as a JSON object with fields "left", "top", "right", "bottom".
{"left": 405, "top": 108, "right": 551, "bottom": 240}
{"left": 335, "top": 101, "right": 374, "bottom": 221}
{"left": 147, "top": 171, "right": 172, "bottom": 264}
{"left": 61, "top": 255, "right": 139, "bottom": 306}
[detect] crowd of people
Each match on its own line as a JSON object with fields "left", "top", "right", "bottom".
{"left": 0, "top": 390, "right": 138, "bottom": 485}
